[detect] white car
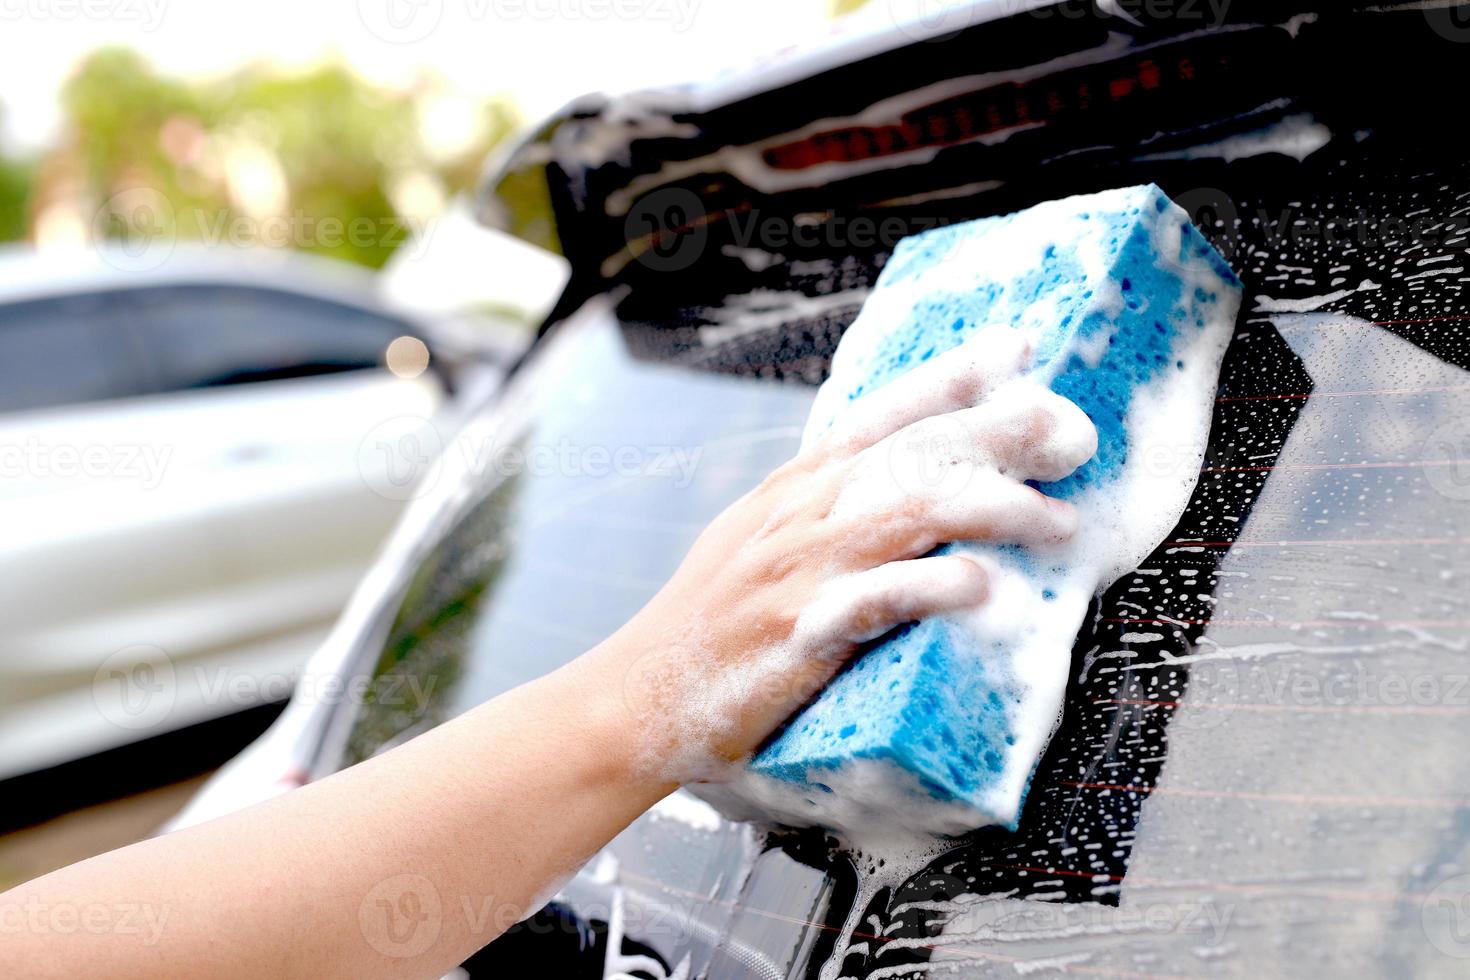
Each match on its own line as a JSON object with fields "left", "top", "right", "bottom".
{"left": 0, "top": 245, "right": 523, "bottom": 782}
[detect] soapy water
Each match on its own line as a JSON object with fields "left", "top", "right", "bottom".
{"left": 663, "top": 186, "right": 1243, "bottom": 980}
{"left": 604, "top": 307, "right": 1334, "bottom": 980}
{"left": 559, "top": 51, "right": 1470, "bottom": 974}
{"left": 691, "top": 186, "right": 1242, "bottom": 849}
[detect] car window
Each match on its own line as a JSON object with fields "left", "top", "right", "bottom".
{"left": 328, "top": 312, "right": 815, "bottom": 769}
{"left": 328, "top": 160, "right": 1470, "bottom": 980}
{"left": 129, "top": 284, "right": 410, "bottom": 391}
{"left": 0, "top": 283, "right": 416, "bottom": 413}
{"left": 0, "top": 291, "right": 139, "bottom": 414}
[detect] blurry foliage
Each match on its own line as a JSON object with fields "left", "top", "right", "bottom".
{"left": 829, "top": 0, "right": 874, "bottom": 16}
{"left": 0, "top": 152, "right": 32, "bottom": 243}
{"left": 22, "top": 49, "right": 528, "bottom": 269}
{"left": 484, "top": 148, "right": 563, "bottom": 258}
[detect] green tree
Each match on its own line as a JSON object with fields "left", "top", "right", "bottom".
{"left": 0, "top": 154, "right": 32, "bottom": 243}
{"left": 54, "top": 49, "right": 520, "bottom": 269}
{"left": 0, "top": 107, "right": 36, "bottom": 242}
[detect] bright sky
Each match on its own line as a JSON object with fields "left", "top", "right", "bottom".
{"left": 0, "top": 0, "right": 890, "bottom": 152}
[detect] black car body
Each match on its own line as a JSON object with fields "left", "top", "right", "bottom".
{"left": 186, "top": 2, "right": 1470, "bottom": 975}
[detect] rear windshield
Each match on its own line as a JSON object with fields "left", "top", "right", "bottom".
{"left": 326, "top": 27, "right": 1470, "bottom": 980}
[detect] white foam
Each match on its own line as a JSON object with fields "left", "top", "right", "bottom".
{"left": 697, "top": 188, "right": 1239, "bottom": 844}
{"left": 700, "top": 757, "right": 987, "bottom": 850}
{"left": 1254, "top": 278, "right": 1379, "bottom": 312}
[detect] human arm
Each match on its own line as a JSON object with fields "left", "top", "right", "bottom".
{"left": 1, "top": 336, "right": 1095, "bottom": 979}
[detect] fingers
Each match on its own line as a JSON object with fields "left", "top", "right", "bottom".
{"left": 827, "top": 378, "right": 1094, "bottom": 560}
{"left": 951, "top": 381, "right": 1098, "bottom": 483}
{"left": 817, "top": 327, "right": 1032, "bottom": 458}
{"left": 844, "top": 467, "right": 1077, "bottom": 561}
{"left": 917, "top": 473, "right": 1079, "bottom": 551}
{"left": 799, "top": 554, "right": 990, "bottom": 649}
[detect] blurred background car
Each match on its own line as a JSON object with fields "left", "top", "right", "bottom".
{"left": 0, "top": 244, "right": 525, "bottom": 791}
{"left": 0, "top": 0, "right": 847, "bottom": 879}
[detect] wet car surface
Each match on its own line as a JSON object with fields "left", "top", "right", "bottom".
{"left": 306, "top": 3, "right": 1470, "bottom": 976}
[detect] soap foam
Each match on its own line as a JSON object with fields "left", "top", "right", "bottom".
{"left": 698, "top": 185, "right": 1242, "bottom": 840}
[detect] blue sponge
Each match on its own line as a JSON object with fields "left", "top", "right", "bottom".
{"left": 741, "top": 185, "right": 1242, "bottom": 834}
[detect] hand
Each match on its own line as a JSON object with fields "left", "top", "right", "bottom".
{"left": 0, "top": 332, "right": 1097, "bottom": 980}
{"left": 602, "top": 329, "right": 1099, "bottom": 785}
